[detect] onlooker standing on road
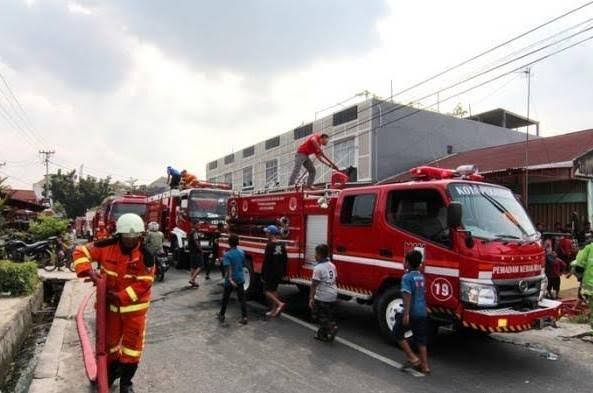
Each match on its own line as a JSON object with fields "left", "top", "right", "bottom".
{"left": 188, "top": 226, "right": 204, "bottom": 288}
{"left": 262, "top": 225, "right": 287, "bottom": 318}
{"left": 545, "top": 250, "right": 566, "bottom": 299}
{"left": 309, "top": 244, "right": 338, "bottom": 342}
{"left": 218, "top": 234, "right": 248, "bottom": 324}
{"left": 393, "top": 250, "right": 431, "bottom": 374}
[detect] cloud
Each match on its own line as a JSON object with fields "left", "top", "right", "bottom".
{"left": 0, "top": 0, "right": 130, "bottom": 91}
{"left": 89, "top": 0, "right": 386, "bottom": 74}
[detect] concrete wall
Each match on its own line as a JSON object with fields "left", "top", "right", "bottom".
{"left": 372, "top": 102, "right": 531, "bottom": 181}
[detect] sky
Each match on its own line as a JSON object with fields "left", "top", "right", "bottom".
{"left": 1, "top": 0, "right": 593, "bottom": 189}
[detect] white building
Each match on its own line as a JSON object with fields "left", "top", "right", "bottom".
{"left": 206, "top": 98, "right": 531, "bottom": 192}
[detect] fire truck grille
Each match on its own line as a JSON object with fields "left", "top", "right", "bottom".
{"left": 496, "top": 280, "right": 541, "bottom": 307}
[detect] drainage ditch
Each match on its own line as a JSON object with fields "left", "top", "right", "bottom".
{"left": 0, "top": 280, "right": 65, "bottom": 393}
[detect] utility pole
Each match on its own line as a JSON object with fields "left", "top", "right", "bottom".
{"left": 39, "top": 150, "right": 55, "bottom": 199}
{"left": 523, "top": 68, "right": 531, "bottom": 208}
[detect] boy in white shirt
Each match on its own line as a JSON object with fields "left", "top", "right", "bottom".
{"left": 309, "top": 244, "right": 338, "bottom": 342}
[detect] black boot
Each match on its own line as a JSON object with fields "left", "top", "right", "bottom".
{"left": 119, "top": 363, "right": 138, "bottom": 393}
{"left": 108, "top": 361, "right": 121, "bottom": 387}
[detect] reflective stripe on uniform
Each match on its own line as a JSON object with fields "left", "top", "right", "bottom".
{"left": 73, "top": 257, "right": 90, "bottom": 267}
{"left": 80, "top": 245, "right": 92, "bottom": 260}
{"left": 109, "top": 302, "right": 150, "bottom": 313}
{"left": 125, "top": 286, "right": 139, "bottom": 302}
{"left": 121, "top": 346, "right": 142, "bottom": 358}
{"left": 102, "top": 268, "right": 118, "bottom": 277}
{"left": 109, "top": 346, "right": 120, "bottom": 354}
{"left": 124, "top": 274, "right": 154, "bottom": 282}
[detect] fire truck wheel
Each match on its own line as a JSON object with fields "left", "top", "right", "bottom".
{"left": 243, "top": 258, "right": 263, "bottom": 300}
{"left": 375, "top": 286, "right": 403, "bottom": 343}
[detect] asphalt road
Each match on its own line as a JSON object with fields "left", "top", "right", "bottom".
{"left": 133, "top": 269, "right": 592, "bottom": 393}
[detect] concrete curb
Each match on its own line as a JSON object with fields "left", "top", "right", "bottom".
{"left": 28, "top": 280, "right": 90, "bottom": 393}
{"left": 0, "top": 284, "right": 43, "bottom": 384}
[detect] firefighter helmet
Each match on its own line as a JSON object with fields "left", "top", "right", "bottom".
{"left": 115, "top": 213, "right": 145, "bottom": 236}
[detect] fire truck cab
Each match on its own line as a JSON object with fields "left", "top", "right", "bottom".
{"left": 92, "top": 194, "right": 148, "bottom": 238}
{"left": 221, "top": 165, "right": 562, "bottom": 340}
{"left": 147, "top": 182, "right": 232, "bottom": 267}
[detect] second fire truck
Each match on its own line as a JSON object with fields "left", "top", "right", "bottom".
{"left": 147, "top": 181, "right": 232, "bottom": 268}
{"left": 220, "top": 165, "right": 562, "bottom": 341}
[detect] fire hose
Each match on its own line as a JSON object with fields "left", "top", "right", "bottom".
{"left": 76, "top": 275, "right": 108, "bottom": 393}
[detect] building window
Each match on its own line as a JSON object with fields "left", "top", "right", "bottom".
{"left": 243, "top": 146, "right": 255, "bottom": 158}
{"left": 332, "top": 105, "right": 358, "bottom": 126}
{"left": 265, "top": 159, "right": 278, "bottom": 186}
{"left": 265, "top": 136, "right": 280, "bottom": 150}
{"left": 293, "top": 123, "right": 313, "bottom": 140}
{"left": 208, "top": 160, "right": 218, "bottom": 170}
{"left": 242, "top": 166, "right": 253, "bottom": 189}
{"left": 340, "top": 194, "right": 376, "bottom": 225}
{"left": 224, "top": 173, "right": 233, "bottom": 188}
{"left": 224, "top": 154, "right": 235, "bottom": 165}
{"left": 334, "top": 138, "right": 356, "bottom": 169}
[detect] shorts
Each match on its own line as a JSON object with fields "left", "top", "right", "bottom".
{"left": 263, "top": 279, "right": 281, "bottom": 292}
{"left": 547, "top": 277, "right": 561, "bottom": 292}
{"left": 392, "top": 314, "right": 428, "bottom": 346}
{"left": 190, "top": 253, "right": 204, "bottom": 269}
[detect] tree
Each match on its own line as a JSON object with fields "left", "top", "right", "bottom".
{"left": 0, "top": 177, "right": 9, "bottom": 230}
{"left": 449, "top": 103, "right": 468, "bottom": 118}
{"left": 49, "top": 170, "right": 113, "bottom": 218}
{"left": 29, "top": 215, "right": 69, "bottom": 240}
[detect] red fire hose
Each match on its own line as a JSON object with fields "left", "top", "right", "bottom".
{"left": 76, "top": 275, "right": 108, "bottom": 393}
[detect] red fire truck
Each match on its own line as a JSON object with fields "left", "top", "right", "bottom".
{"left": 92, "top": 194, "right": 148, "bottom": 238}
{"left": 220, "top": 165, "right": 562, "bottom": 340}
{"left": 147, "top": 181, "right": 232, "bottom": 268}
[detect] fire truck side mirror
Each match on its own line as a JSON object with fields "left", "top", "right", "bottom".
{"left": 447, "top": 202, "right": 462, "bottom": 228}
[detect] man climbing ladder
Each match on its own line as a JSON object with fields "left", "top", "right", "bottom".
{"left": 288, "top": 133, "right": 338, "bottom": 188}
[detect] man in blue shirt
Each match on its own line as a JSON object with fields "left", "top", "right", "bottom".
{"left": 218, "top": 234, "right": 248, "bottom": 324}
{"left": 393, "top": 250, "right": 430, "bottom": 374}
{"left": 166, "top": 166, "right": 181, "bottom": 189}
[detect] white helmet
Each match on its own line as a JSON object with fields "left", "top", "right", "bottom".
{"left": 116, "top": 213, "right": 145, "bottom": 236}
{"left": 148, "top": 221, "right": 159, "bottom": 231}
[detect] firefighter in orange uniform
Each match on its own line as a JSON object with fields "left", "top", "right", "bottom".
{"left": 95, "top": 221, "right": 109, "bottom": 240}
{"left": 73, "top": 213, "right": 154, "bottom": 393}
{"left": 180, "top": 169, "right": 199, "bottom": 189}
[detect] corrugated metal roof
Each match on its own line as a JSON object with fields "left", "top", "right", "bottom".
{"left": 383, "top": 128, "right": 593, "bottom": 183}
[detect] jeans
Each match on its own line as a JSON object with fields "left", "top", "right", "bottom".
{"left": 220, "top": 283, "right": 247, "bottom": 318}
{"left": 288, "top": 153, "right": 316, "bottom": 187}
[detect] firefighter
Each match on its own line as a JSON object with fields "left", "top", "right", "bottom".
{"left": 180, "top": 169, "right": 199, "bottom": 189}
{"left": 96, "top": 221, "right": 109, "bottom": 240}
{"left": 572, "top": 243, "right": 593, "bottom": 332}
{"left": 73, "top": 213, "right": 154, "bottom": 393}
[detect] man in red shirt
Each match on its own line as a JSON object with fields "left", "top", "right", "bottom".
{"left": 288, "top": 133, "right": 330, "bottom": 188}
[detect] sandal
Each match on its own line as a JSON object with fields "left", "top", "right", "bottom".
{"left": 400, "top": 360, "right": 421, "bottom": 371}
{"left": 272, "top": 303, "right": 286, "bottom": 317}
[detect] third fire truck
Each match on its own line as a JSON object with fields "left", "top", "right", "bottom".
{"left": 147, "top": 181, "right": 232, "bottom": 268}
{"left": 220, "top": 165, "right": 563, "bottom": 340}
{"left": 92, "top": 194, "right": 148, "bottom": 238}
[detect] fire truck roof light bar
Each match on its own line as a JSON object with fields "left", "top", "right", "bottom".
{"left": 410, "top": 164, "right": 483, "bottom": 181}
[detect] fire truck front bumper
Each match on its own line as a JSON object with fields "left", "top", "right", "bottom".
{"left": 461, "top": 299, "right": 563, "bottom": 333}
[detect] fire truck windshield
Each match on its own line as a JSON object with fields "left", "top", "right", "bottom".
{"left": 111, "top": 203, "right": 147, "bottom": 220}
{"left": 188, "top": 190, "right": 229, "bottom": 220}
{"left": 449, "top": 183, "right": 537, "bottom": 241}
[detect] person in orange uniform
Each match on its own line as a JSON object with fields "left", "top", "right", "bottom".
{"left": 95, "top": 221, "right": 109, "bottom": 240}
{"left": 180, "top": 169, "right": 199, "bottom": 189}
{"left": 73, "top": 213, "right": 154, "bottom": 393}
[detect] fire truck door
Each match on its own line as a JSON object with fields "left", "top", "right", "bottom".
{"left": 304, "top": 215, "right": 328, "bottom": 270}
{"left": 332, "top": 192, "right": 380, "bottom": 290}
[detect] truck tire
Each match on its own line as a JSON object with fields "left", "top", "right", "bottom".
{"left": 244, "top": 257, "right": 263, "bottom": 300}
{"left": 170, "top": 238, "right": 183, "bottom": 270}
{"left": 374, "top": 286, "right": 403, "bottom": 344}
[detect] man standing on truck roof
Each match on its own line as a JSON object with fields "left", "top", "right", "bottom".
{"left": 572, "top": 243, "right": 593, "bottom": 332}
{"left": 180, "top": 169, "right": 199, "bottom": 189}
{"left": 166, "top": 166, "right": 181, "bottom": 189}
{"left": 288, "top": 133, "right": 335, "bottom": 189}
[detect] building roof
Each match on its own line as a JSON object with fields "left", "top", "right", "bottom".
{"left": 383, "top": 128, "right": 593, "bottom": 183}
{"left": 466, "top": 108, "right": 538, "bottom": 129}
{"left": 6, "top": 189, "right": 38, "bottom": 203}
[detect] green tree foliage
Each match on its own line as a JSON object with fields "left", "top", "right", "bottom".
{"left": 49, "top": 169, "right": 113, "bottom": 218}
{"left": 29, "top": 215, "right": 69, "bottom": 240}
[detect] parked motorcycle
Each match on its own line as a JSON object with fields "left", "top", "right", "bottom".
{"left": 4, "top": 236, "right": 57, "bottom": 269}
{"left": 155, "top": 251, "right": 169, "bottom": 282}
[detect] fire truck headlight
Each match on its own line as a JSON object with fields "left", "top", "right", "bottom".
{"left": 460, "top": 282, "right": 497, "bottom": 306}
{"left": 539, "top": 277, "right": 548, "bottom": 301}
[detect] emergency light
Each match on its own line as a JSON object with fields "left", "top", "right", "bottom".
{"left": 410, "top": 165, "right": 483, "bottom": 181}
